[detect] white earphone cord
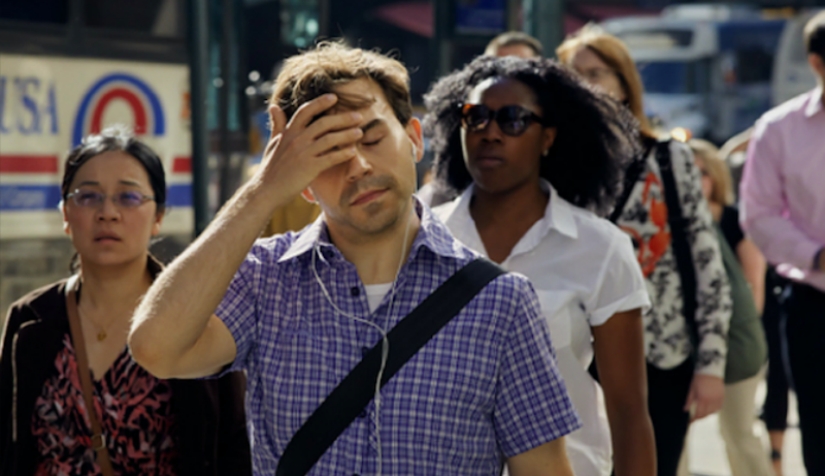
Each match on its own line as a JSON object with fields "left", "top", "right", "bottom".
{"left": 310, "top": 209, "right": 413, "bottom": 476}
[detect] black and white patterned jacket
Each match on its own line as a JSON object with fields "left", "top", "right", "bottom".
{"left": 614, "top": 138, "right": 732, "bottom": 377}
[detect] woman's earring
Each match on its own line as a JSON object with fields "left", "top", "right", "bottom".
{"left": 542, "top": 149, "right": 550, "bottom": 157}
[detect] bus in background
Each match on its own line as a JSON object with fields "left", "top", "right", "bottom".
{"left": 602, "top": 4, "right": 786, "bottom": 143}
{"left": 773, "top": 9, "right": 823, "bottom": 106}
{"left": 0, "top": 0, "right": 193, "bottom": 316}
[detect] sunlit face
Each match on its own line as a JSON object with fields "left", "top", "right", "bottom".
{"left": 494, "top": 44, "right": 538, "bottom": 59}
{"left": 62, "top": 151, "right": 163, "bottom": 269}
{"left": 694, "top": 155, "right": 714, "bottom": 202}
{"left": 568, "top": 46, "right": 627, "bottom": 102}
{"left": 460, "top": 77, "right": 556, "bottom": 195}
{"left": 303, "top": 77, "right": 423, "bottom": 237}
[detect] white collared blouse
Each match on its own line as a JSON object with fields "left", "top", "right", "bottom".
{"left": 432, "top": 180, "right": 650, "bottom": 476}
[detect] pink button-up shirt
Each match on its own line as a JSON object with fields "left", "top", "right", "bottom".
{"left": 740, "top": 86, "right": 825, "bottom": 291}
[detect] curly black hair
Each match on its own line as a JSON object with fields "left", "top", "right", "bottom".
{"left": 423, "top": 55, "right": 641, "bottom": 216}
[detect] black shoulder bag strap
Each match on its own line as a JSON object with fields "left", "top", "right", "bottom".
{"left": 276, "top": 258, "right": 505, "bottom": 476}
{"left": 655, "top": 139, "right": 700, "bottom": 347}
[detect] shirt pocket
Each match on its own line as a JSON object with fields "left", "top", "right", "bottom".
{"left": 535, "top": 290, "right": 577, "bottom": 350}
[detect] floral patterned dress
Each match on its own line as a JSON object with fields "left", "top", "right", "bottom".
{"left": 31, "top": 334, "right": 177, "bottom": 475}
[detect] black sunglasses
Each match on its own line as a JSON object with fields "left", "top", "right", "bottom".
{"left": 460, "top": 104, "right": 547, "bottom": 137}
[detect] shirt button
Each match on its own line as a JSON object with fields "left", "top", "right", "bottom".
{"left": 361, "top": 346, "right": 370, "bottom": 357}
{"left": 350, "top": 287, "right": 360, "bottom": 297}
{"left": 359, "top": 410, "right": 367, "bottom": 418}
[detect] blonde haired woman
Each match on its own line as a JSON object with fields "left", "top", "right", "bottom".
{"left": 690, "top": 139, "right": 766, "bottom": 312}
{"left": 558, "top": 26, "right": 732, "bottom": 476}
{"left": 676, "top": 138, "right": 771, "bottom": 476}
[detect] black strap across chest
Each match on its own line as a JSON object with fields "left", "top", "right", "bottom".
{"left": 276, "top": 258, "right": 505, "bottom": 476}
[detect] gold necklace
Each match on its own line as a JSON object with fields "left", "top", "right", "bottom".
{"left": 77, "top": 304, "right": 117, "bottom": 342}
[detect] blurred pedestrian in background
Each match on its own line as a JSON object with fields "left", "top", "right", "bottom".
{"left": 484, "top": 31, "right": 543, "bottom": 59}
{"left": 676, "top": 139, "right": 770, "bottom": 476}
{"left": 558, "top": 26, "right": 732, "bottom": 476}
{"left": 0, "top": 127, "right": 250, "bottom": 476}
{"left": 740, "top": 12, "right": 825, "bottom": 475}
{"left": 719, "top": 129, "right": 793, "bottom": 475}
{"left": 691, "top": 139, "right": 766, "bottom": 313}
{"left": 423, "top": 55, "right": 656, "bottom": 476}
{"left": 760, "top": 264, "right": 793, "bottom": 476}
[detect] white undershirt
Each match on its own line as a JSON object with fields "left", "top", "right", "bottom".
{"left": 364, "top": 283, "right": 393, "bottom": 314}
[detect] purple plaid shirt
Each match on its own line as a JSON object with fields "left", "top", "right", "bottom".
{"left": 215, "top": 201, "right": 581, "bottom": 475}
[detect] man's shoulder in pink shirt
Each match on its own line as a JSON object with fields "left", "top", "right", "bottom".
{"left": 756, "top": 86, "right": 823, "bottom": 131}
{"left": 741, "top": 85, "right": 825, "bottom": 291}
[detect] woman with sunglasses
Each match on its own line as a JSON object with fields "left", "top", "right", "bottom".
{"left": 557, "top": 26, "right": 732, "bottom": 476}
{"left": 423, "top": 55, "right": 655, "bottom": 476}
{"left": 0, "top": 127, "right": 250, "bottom": 476}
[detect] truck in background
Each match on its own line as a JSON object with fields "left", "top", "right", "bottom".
{"left": 601, "top": 4, "right": 814, "bottom": 143}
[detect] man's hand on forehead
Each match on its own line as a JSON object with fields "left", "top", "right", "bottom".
{"left": 252, "top": 93, "right": 365, "bottom": 207}
{"left": 307, "top": 91, "right": 375, "bottom": 127}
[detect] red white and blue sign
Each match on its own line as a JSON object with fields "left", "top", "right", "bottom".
{"left": 72, "top": 73, "right": 166, "bottom": 147}
{"left": 0, "top": 55, "right": 193, "bottom": 238}
{"left": 1, "top": 66, "right": 192, "bottom": 214}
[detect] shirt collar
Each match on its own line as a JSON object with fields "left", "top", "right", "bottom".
{"left": 410, "top": 197, "right": 467, "bottom": 260}
{"left": 541, "top": 180, "right": 578, "bottom": 239}
{"left": 277, "top": 196, "right": 465, "bottom": 264}
{"left": 804, "top": 86, "right": 824, "bottom": 118}
{"left": 439, "top": 179, "right": 579, "bottom": 242}
{"left": 277, "top": 213, "right": 328, "bottom": 263}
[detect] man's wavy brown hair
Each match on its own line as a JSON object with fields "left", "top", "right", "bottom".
{"left": 270, "top": 41, "right": 413, "bottom": 126}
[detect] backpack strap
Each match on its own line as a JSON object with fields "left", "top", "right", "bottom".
{"left": 276, "top": 258, "right": 505, "bottom": 476}
{"left": 654, "top": 139, "right": 700, "bottom": 348}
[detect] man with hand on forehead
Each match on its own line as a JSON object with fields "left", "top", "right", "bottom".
{"left": 129, "top": 42, "right": 580, "bottom": 475}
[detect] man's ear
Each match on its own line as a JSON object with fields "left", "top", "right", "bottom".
{"left": 406, "top": 117, "right": 424, "bottom": 163}
{"left": 301, "top": 188, "right": 317, "bottom": 204}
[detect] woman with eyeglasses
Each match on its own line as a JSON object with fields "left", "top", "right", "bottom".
{"left": 557, "top": 26, "right": 732, "bottom": 476}
{"left": 423, "top": 55, "right": 655, "bottom": 476}
{"left": 0, "top": 127, "right": 250, "bottom": 476}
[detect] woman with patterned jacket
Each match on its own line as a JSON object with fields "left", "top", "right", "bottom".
{"left": 558, "top": 26, "right": 732, "bottom": 476}
{"left": 0, "top": 127, "right": 251, "bottom": 476}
